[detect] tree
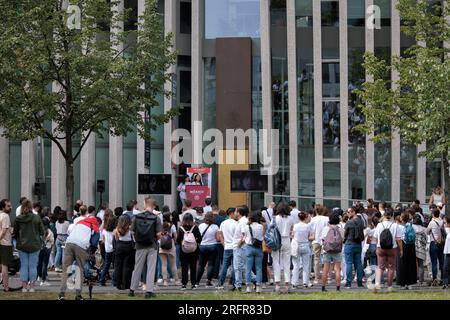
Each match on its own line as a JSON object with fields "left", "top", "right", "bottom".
{"left": 0, "top": 0, "right": 177, "bottom": 214}
{"left": 356, "top": 0, "right": 450, "bottom": 215}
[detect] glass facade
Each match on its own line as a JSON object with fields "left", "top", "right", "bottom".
{"left": 296, "top": 0, "right": 315, "bottom": 210}
{"left": 204, "top": 0, "right": 260, "bottom": 39}
{"left": 271, "top": 0, "right": 290, "bottom": 199}
{"left": 348, "top": 0, "right": 366, "bottom": 201}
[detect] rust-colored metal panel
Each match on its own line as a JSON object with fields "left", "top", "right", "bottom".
{"left": 215, "top": 38, "right": 252, "bottom": 142}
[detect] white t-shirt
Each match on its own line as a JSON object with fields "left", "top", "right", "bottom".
{"left": 293, "top": 222, "right": 312, "bottom": 243}
{"left": 198, "top": 223, "right": 219, "bottom": 246}
{"left": 232, "top": 216, "right": 248, "bottom": 249}
{"left": 56, "top": 221, "right": 70, "bottom": 236}
{"left": 367, "top": 228, "right": 377, "bottom": 245}
{"left": 244, "top": 223, "right": 264, "bottom": 245}
{"left": 68, "top": 216, "right": 88, "bottom": 234}
{"left": 428, "top": 218, "right": 444, "bottom": 243}
{"left": 15, "top": 205, "right": 22, "bottom": 217}
{"left": 178, "top": 183, "right": 187, "bottom": 200}
{"left": 444, "top": 227, "right": 450, "bottom": 254}
{"left": 102, "top": 230, "right": 114, "bottom": 253}
{"left": 97, "top": 210, "right": 105, "bottom": 222}
{"left": 203, "top": 206, "right": 213, "bottom": 214}
{"left": 219, "top": 218, "right": 238, "bottom": 250}
{"left": 275, "top": 215, "right": 294, "bottom": 237}
{"left": 310, "top": 215, "right": 329, "bottom": 245}
{"left": 262, "top": 209, "right": 273, "bottom": 224}
{"left": 179, "top": 209, "right": 197, "bottom": 224}
{"left": 373, "top": 220, "right": 402, "bottom": 249}
{"left": 290, "top": 208, "right": 300, "bottom": 225}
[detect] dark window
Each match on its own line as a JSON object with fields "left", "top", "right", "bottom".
{"left": 179, "top": 70, "right": 191, "bottom": 104}
{"left": 178, "top": 107, "right": 191, "bottom": 132}
{"left": 321, "top": 1, "right": 339, "bottom": 27}
{"left": 125, "top": 0, "right": 138, "bottom": 31}
{"left": 180, "top": 2, "right": 192, "bottom": 34}
{"left": 178, "top": 55, "right": 192, "bottom": 68}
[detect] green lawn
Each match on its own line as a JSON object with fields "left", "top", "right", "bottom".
{"left": 1, "top": 291, "right": 450, "bottom": 300}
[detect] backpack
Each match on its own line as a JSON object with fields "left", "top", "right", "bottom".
{"left": 180, "top": 226, "right": 197, "bottom": 253}
{"left": 379, "top": 223, "right": 394, "bottom": 249}
{"left": 160, "top": 225, "right": 173, "bottom": 250}
{"left": 133, "top": 211, "right": 157, "bottom": 246}
{"left": 403, "top": 223, "right": 416, "bottom": 245}
{"left": 323, "top": 226, "right": 343, "bottom": 253}
{"left": 432, "top": 220, "right": 447, "bottom": 246}
{"left": 264, "top": 219, "right": 282, "bottom": 251}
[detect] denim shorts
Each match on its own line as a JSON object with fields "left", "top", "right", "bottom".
{"left": 322, "top": 252, "right": 342, "bottom": 263}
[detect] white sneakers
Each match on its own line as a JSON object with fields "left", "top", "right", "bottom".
{"left": 246, "top": 286, "right": 252, "bottom": 293}
{"left": 22, "top": 288, "right": 28, "bottom": 293}
{"left": 28, "top": 288, "right": 35, "bottom": 293}
{"left": 387, "top": 287, "right": 394, "bottom": 293}
{"left": 40, "top": 281, "right": 51, "bottom": 287}
{"left": 163, "top": 280, "right": 169, "bottom": 287}
{"left": 157, "top": 278, "right": 163, "bottom": 284}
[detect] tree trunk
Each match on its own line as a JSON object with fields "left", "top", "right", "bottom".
{"left": 443, "top": 151, "right": 450, "bottom": 217}
{"left": 65, "top": 136, "right": 74, "bottom": 219}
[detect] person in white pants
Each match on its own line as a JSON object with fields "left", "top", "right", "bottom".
{"left": 272, "top": 203, "right": 294, "bottom": 293}
{"left": 292, "top": 211, "right": 315, "bottom": 288}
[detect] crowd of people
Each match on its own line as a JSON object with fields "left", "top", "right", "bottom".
{"left": 0, "top": 188, "right": 449, "bottom": 299}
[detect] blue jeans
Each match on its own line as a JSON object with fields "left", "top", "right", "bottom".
{"left": 18, "top": 250, "right": 40, "bottom": 282}
{"left": 99, "top": 252, "right": 115, "bottom": 284}
{"left": 37, "top": 248, "right": 51, "bottom": 281}
{"left": 430, "top": 241, "right": 444, "bottom": 280}
{"left": 245, "top": 245, "right": 263, "bottom": 285}
{"left": 55, "top": 239, "right": 65, "bottom": 268}
{"left": 233, "top": 247, "right": 246, "bottom": 288}
{"left": 196, "top": 244, "right": 218, "bottom": 283}
{"left": 344, "top": 243, "right": 363, "bottom": 286}
{"left": 219, "top": 249, "right": 234, "bottom": 286}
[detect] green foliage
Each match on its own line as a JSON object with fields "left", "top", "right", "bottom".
{"left": 356, "top": 0, "right": 450, "bottom": 161}
{"left": 0, "top": 0, "right": 177, "bottom": 162}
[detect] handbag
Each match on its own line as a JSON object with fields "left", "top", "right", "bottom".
{"left": 290, "top": 238, "right": 299, "bottom": 257}
{"left": 249, "top": 225, "right": 263, "bottom": 248}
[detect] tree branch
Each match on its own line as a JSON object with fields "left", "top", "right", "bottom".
{"left": 72, "top": 127, "right": 94, "bottom": 162}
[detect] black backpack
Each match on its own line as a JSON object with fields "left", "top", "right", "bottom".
{"left": 379, "top": 223, "right": 394, "bottom": 249}
{"left": 160, "top": 224, "right": 173, "bottom": 250}
{"left": 133, "top": 211, "right": 158, "bottom": 246}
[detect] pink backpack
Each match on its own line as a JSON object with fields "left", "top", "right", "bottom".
{"left": 180, "top": 226, "right": 197, "bottom": 253}
{"left": 323, "top": 226, "right": 343, "bottom": 253}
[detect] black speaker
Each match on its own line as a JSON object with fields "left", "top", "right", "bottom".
{"left": 97, "top": 180, "right": 105, "bottom": 193}
{"left": 33, "top": 183, "right": 46, "bottom": 197}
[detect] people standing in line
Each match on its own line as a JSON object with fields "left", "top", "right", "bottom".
{"left": 373, "top": 208, "right": 403, "bottom": 292}
{"left": 0, "top": 199, "right": 13, "bottom": 292}
{"left": 37, "top": 219, "right": 54, "bottom": 287}
{"left": 195, "top": 213, "right": 220, "bottom": 287}
{"left": 427, "top": 208, "right": 445, "bottom": 286}
{"left": 203, "top": 198, "right": 213, "bottom": 215}
{"left": 310, "top": 205, "right": 330, "bottom": 284}
{"left": 128, "top": 198, "right": 162, "bottom": 299}
{"left": 159, "top": 212, "right": 180, "bottom": 286}
{"left": 13, "top": 199, "right": 45, "bottom": 293}
{"left": 68, "top": 205, "right": 89, "bottom": 234}
{"left": 232, "top": 206, "right": 249, "bottom": 291}
{"left": 96, "top": 202, "right": 109, "bottom": 223}
{"left": 429, "top": 186, "right": 445, "bottom": 207}
{"left": 243, "top": 211, "right": 264, "bottom": 294}
{"left": 179, "top": 199, "right": 197, "bottom": 225}
{"left": 272, "top": 203, "right": 294, "bottom": 293}
{"left": 321, "top": 214, "right": 344, "bottom": 292}
{"left": 366, "top": 216, "right": 379, "bottom": 281}
{"left": 113, "top": 215, "right": 135, "bottom": 290}
{"left": 195, "top": 207, "right": 205, "bottom": 225}
{"left": 54, "top": 210, "right": 70, "bottom": 272}
{"left": 216, "top": 208, "right": 238, "bottom": 289}
{"left": 343, "top": 207, "right": 365, "bottom": 288}
{"left": 291, "top": 211, "right": 314, "bottom": 288}
{"left": 412, "top": 214, "right": 427, "bottom": 286}
{"left": 177, "top": 213, "right": 201, "bottom": 290}
{"left": 288, "top": 200, "right": 300, "bottom": 225}
{"left": 99, "top": 216, "right": 118, "bottom": 286}
{"left": 58, "top": 216, "right": 101, "bottom": 300}
{"left": 398, "top": 211, "right": 417, "bottom": 290}
{"left": 214, "top": 208, "right": 228, "bottom": 227}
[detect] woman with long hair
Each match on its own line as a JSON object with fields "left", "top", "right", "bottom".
{"left": 177, "top": 213, "right": 201, "bottom": 290}
{"left": 54, "top": 210, "right": 70, "bottom": 272}
{"left": 159, "top": 212, "right": 180, "bottom": 286}
{"left": 191, "top": 173, "right": 203, "bottom": 186}
{"left": 243, "top": 211, "right": 264, "bottom": 293}
{"left": 99, "top": 216, "right": 118, "bottom": 286}
{"left": 12, "top": 199, "right": 45, "bottom": 292}
{"left": 113, "top": 215, "right": 135, "bottom": 290}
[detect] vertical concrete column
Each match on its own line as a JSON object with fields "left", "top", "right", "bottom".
{"left": 417, "top": 143, "right": 427, "bottom": 204}
{"left": 80, "top": 132, "right": 96, "bottom": 206}
{"left": 313, "top": 0, "right": 323, "bottom": 205}
{"left": 0, "top": 130, "right": 9, "bottom": 198}
{"left": 50, "top": 121, "right": 67, "bottom": 210}
{"left": 286, "top": 0, "right": 299, "bottom": 200}
{"left": 164, "top": 0, "right": 177, "bottom": 210}
{"left": 191, "top": 0, "right": 203, "bottom": 167}
{"left": 339, "top": 0, "right": 349, "bottom": 208}
{"left": 136, "top": 0, "right": 149, "bottom": 209}
{"left": 22, "top": 140, "right": 37, "bottom": 201}
{"left": 365, "top": 0, "right": 375, "bottom": 200}
{"left": 108, "top": 0, "right": 125, "bottom": 209}
{"left": 260, "top": 0, "right": 273, "bottom": 200}
{"left": 391, "top": 0, "right": 401, "bottom": 203}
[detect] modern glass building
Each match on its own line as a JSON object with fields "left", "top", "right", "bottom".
{"left": 0, "top": 0, "right": 445, "bottom": 214}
